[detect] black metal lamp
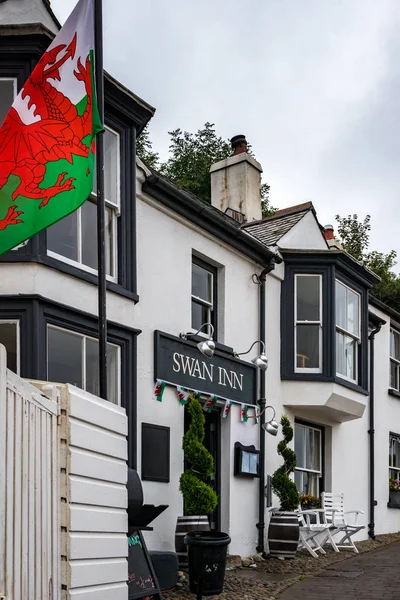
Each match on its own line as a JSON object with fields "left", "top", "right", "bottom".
{"left": 179, "top": 323, "right": 215, "bottom": 358}
{"left": 234, "top": 340, "right": 268, "bottom": 371}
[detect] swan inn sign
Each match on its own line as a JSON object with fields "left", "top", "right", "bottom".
{"left": 154, "top": 331, "right": 257, "bottom": 404}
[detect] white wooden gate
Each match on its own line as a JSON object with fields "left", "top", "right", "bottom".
{"left": 0, "top": 344, "right": 60, "bottom": 600}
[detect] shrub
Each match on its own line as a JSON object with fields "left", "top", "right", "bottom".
{"left": 271, "top": 415, "right": 300, "bottom": 511}
{"left": 179, "top": 398, "right": 218, "bottom": 515}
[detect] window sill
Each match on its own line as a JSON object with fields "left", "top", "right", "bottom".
{"left": 387, "top": 502, "right": 400, "bottom": 509}
{"left": 388, "top": 388, "right": 400, "bottom": 399}
{"left": 0, "top": 253, "right": 139, "bottom": 302}
{"left": 334, "top": 376, "right": 369, "bottom": 396}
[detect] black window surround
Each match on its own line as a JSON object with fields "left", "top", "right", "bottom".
{"left": 191, "top": 254, "right": 218, "bottom": 340}
{"left": 281, "top": 252, "right": 375, "bottom": 394}
{"left": 0, "top": 294, "right": 140, "bottom": 468}
{"left": 0, "top": 27, "right": 155, "bottom": 303}
{"left": 294, "top": 418, "right": 325, "bottom": 496}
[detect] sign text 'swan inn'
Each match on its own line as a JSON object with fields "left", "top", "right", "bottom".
{"left": 154, "top": 331, "right": 257, "bottom": 404}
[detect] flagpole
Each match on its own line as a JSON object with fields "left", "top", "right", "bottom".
{"left": 94, "top": 0, "right": 107, "bottom": 400}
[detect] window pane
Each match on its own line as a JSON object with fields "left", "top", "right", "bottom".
{"left": 335, "top": 281, "right": 346, "bottom": 330}
{"left": 0, "top": 79, "right": 15, "bottom": 125}
{"left": 85, "top": 337, "right": 119, "bottom": 404}
{"left": 296, "top": 324, "right": 320, "bottom": 368}
{"left": 302, "top": 471, "right": 319, "bottom": 496}
{"left": 391, "top": 330, "right": 400, "bottom": 360}
{"left": 390, "top": 361, "right": 399, "bottom": 390}
{"left": 47, "top": 327, "right": 83, "bottom": 388}
{"left": 81, "top": 201, "right": 113, "bottom": 275}
{"left": 192, "top": 264, "right": 212, "bottom": 303}
{"left": 105, "top": 129, "right": 118, "bottom": 205}
{"left": 47, "top": 211, "right": 79, "bottom": 261}
{"left": 306, "top": 429, "right": 321, "bottom": 471}
{"left": 336, "top": 332, "right": 356, "bottom": 380}
{"left": 394, "top": 439, "right": 400, "bottom": 469}
{"left": 296, "top": 275, "right": 320, "bottom": 322}
{"left": 295, "top": 470, "right": 303, "bottom": 493}
{"left": 295, "top": 424, "right": 305, "bottom": 469}
{"left": 347, "top": 289, "right": 359, "bottom": 337}
{"left": 0, "top": 322, "right": 18, "bottom": 372}
{"left": 192, "top": 300, "right": 210, "bottom": 332}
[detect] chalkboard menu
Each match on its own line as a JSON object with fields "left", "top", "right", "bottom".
{"left": 128, "top": 530, "right": 163, "bottom": 599}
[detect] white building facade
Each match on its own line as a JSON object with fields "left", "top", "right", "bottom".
{"left": 0, "top": 0, "right": 399, "bottom": 563}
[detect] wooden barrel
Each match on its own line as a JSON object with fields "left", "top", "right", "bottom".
{"left": 267, "top": 511, "right": 299, "bottom": 559}
{"left": 175, "top": 515, "right": 210, "bottom": 566}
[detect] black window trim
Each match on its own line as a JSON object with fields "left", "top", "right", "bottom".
{"left": 192, "top": 254, "right": 218, "bottom": 340}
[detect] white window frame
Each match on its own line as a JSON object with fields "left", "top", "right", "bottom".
{"left": 335, "top": 280, "right": 361, "bottom": 383}
{"left": 389, "top": 434, "right": 400, "bottom": 480}
{"left": 0, "top": 319, "right": 20, "bottom": 375}
{"left": 46, "top": 324, "right": 121, "bottom": 405}
{"left": 294, "top": 274, "right": 322, "bottom": 374}
{"left": 389, "top": 328, "right": 400, "bottom": 392}
{"left": 295, "top": 422, "right": 322, "bottom": 496}
{"left": 47, "top": 125, "right": 120, "bottom": 281}
{"left": 191, "top": 262, "right": 214, "bottom": 337}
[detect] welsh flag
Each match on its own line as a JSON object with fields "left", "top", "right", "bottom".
{"left": 0, "top": 0, "right": 102, "bottom": 255}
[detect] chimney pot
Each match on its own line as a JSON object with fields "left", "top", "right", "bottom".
{"left": 323, "top": 224, "right": 335, "bottom": 241}
{"left": 231, "top": 134, "right": 247, "bottom": 156}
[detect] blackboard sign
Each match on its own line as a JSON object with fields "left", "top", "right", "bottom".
{"left": 128, "top": 530, "right": 163, "bottom": 599}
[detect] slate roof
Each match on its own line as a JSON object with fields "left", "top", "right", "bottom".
{"left": 242, "top": 202, "right": 315, "bottom": 246}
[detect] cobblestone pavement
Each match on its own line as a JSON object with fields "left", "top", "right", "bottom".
{"left": 280, "top": 541, "right": 400, "bottom": 600}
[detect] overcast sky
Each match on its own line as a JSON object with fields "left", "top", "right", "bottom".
{"left": 51, "top": 0, "right": 400, "bottom": 260}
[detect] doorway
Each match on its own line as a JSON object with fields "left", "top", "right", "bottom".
{"left": 184, "top": 405, "right": 221, "bottom": 530}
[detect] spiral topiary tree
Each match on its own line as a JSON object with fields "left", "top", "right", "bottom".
{"left": 179, "top": 397, "right": 218, "bottom": 515}
{"left": 271, "top": 415, "right": 300, "bottom": 512}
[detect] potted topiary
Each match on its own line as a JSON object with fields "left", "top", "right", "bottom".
{"left": 389, "top": 477, "right": 400, "bottom": 507}
{"left": 174, "top": 397, "right": 218, "bottom": 566}
{"left": 268, "top": 415, "right": 300, "bottom": 559}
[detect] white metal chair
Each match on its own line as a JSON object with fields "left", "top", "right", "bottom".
{"left": 321, "top": 492, "right": 365, "bottom": 553}
{"left": 297, "top": 509, "right": 339, "bottom": 557}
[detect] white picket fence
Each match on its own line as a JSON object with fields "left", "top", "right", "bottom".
{"left": 0, "top": 344, "right": 60, "bottom": 600}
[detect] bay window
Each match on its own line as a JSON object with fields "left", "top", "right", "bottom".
{"left": 295, "top": 422, "right": 322, "bottom": 496}
{"left": 47, "top": 126, "right": 120, "bottom": 278}
{"left": 0, "top": 319, "right": 19, "bottom": 373}
{"left": 47, "top": 325, "right": 120, "bottom": 404}
{"left": 335, "top": 280, "right": 360, "bottom": 382}
{"left": 0, "top": 77, "right": 16, "bottom": 124}
{"left": 390, "top": 329, "right": 400, "bottom": 392}
{"left": 295, "top": 274, "right": 322, "bottom": 372}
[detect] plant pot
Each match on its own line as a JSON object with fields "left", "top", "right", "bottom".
{"left": 175, "top": 515, "right": 210, "bottom": 567}
{"left": 185, "top": 531, "right": 231, "bottom": 596}
{"left": 268, "top": 511, "right": 299, "bottom": 559}
{"left": 389, "top": 490, "right": 400, "bottom": 507}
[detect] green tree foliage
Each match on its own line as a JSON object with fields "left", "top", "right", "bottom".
{"left": 335, "top": 214, "right": 400, "bottom": 312}
{"left": 179, "top": 398, "right": 218, "bottom": 516}
{"left": 271, "top": 415, "right": 300, "bottom": 512}
{"left": 136, "top": 124, "right": 159, "bottom": 168}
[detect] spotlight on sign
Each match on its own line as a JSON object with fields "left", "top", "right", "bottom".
{"left": 179, "top": 323, "right": 215, "bottom": 358}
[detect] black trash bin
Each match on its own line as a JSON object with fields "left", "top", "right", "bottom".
{"left": 185, "top": 531, "right": 231, "bottom": 597}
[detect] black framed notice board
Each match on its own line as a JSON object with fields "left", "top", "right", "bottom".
{"left": 141, "top": 423, "right": 170, "bottom": 483}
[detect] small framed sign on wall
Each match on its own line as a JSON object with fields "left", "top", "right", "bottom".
{"left": 141, "top": 423, "right": 170, "bottom": 483}
{"left": 234, "top": 442, "right": 260, "bottom": 478}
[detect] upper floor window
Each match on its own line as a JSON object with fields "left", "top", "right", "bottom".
{"left": 294, "top": 421, "right": 323, "bottom": 497}
{"left": 390, "top": 329, "right": 400, "bottom": 391}
{"left": 0, "top": 78, "right": 16, "bottom": 124}
{"left": 47, "top": 324, "right": 120, "bottom": 404}
{"left": 335, "top": 280, "right": 360, "bottom": 382}
{"left": 191, "top": 256, "right": 217, "bottom": 337}
{"left": 295, "top": 274, "right": 322, "bottom": 372}
{"left": 47, "top": 126, "right": 120, "bottom": 279}
{"left": 0, "top": 319, "right": 19, "bottom": 373}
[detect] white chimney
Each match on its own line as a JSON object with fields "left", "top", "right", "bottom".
{"left": 210, "top": 135, "right": 262, "bottom": 223}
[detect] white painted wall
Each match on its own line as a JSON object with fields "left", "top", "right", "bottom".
{"left": 278, "top": 210, "right": 327, "bottom": 250}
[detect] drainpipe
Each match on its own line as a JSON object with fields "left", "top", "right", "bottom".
{"left": 255, "top": 257, "right": 277, "bottom": 555}
{"left": 368, "top": 317, "right": 385, "bottom": 539}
